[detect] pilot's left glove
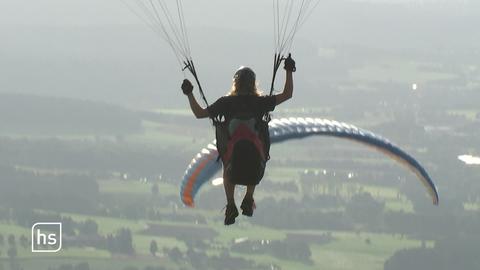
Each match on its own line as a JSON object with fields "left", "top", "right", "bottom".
{"left": 181, "top": 79, "right": 194, "bottom": 95}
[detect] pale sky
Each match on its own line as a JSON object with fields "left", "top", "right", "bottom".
{"left": 0, "top": 0, "right": 477, "bottom": 108}
{"left": 0, "top": 0, "right": 273, "bottom": 30}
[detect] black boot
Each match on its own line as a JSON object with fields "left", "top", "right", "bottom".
{"left": 224, "top": 203, "right": 239, "bottom": 225}
{"left": 240, "top": 198, "right": 255, "bottom": 217}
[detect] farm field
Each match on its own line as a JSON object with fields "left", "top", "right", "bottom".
{"left": 0, "top": 124, "right": 429, "bottom": 270}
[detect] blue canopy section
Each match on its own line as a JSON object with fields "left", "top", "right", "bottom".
{"left": 180, "top": 117, "right": 439, "bottom": 207}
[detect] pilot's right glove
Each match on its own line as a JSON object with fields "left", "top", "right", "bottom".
{"left": 284, "top": 53, "right": 296, "bottom": 72}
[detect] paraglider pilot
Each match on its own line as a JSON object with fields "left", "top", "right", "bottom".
{"left": 182, "top": 55, "right": 296, "bottom": 225}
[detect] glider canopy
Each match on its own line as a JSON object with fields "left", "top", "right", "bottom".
{"left": 180, "top": 117, "right": 439, "bottom": 207}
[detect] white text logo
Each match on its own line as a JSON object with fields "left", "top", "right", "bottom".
{"left": 31, "top": 222, "right": 62, "bottom": 253}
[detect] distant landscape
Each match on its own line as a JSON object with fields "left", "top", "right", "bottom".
{"left": 1, "top": 1, "right": 479, "bottom": 270}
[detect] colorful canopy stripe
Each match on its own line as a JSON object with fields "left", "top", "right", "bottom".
{"left": 180, "top": 117, "right": 439, "bottom": 207}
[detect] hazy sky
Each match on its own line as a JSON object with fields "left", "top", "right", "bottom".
{"left": 0, "top": 0, "right": 300, "bottom": 107}
{"left": 0, "top": 0, "right": 274, "bottom": 30}
{"left": 2, "top": 0, "right": 471, "bottom": 28}
{"left": 0, "top": 0, "right": 477, "bottom": 108}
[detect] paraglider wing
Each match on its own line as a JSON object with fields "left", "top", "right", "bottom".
{"left": 180, "top": 117, "right": 439, "bottom": 207}
{"left": 180, "top": 144, "right": 221, "bottom": 207}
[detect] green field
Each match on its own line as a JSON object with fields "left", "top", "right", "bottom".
{"left": 0, "top": 114, "right": 436, "bottom": 270}
{"left": 0, "top": 158, "right": 423, "bottom": 270}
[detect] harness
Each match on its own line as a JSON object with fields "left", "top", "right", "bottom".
{"left": 215, "top": 115, "right": 270, "bottom": 164}
{"left": 214, "top": 112, "right": 271, "bottom": 185}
